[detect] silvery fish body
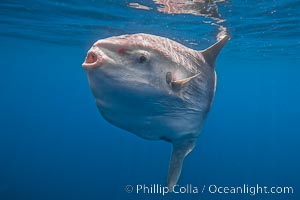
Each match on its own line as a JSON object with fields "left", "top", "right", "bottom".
{"left": 82, "top": 33, "right": 229, "bottom": 189}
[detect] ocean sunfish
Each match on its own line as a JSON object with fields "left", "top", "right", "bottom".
{"left": 82, "top": 33, "right": 229, "bottom": 190}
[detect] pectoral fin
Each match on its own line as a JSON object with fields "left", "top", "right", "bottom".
{"left": 171, "top": 73, "right": 200, "bottom": 91}
{"left": 167, "top": 137, "right": 196, "bottom": 190}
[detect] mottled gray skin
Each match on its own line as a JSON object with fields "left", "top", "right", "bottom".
{"left": 82, "top": 33, "right": 229, "bottom": 190}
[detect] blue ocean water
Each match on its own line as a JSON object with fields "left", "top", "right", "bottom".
{"left": 0, "top": 0, "right": 299, "bottom": 200}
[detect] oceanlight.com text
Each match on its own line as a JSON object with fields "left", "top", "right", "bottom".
{"left": 207, "top": 184, "right": 294, "bottom": 196}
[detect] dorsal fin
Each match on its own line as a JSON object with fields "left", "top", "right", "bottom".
{"left": 200, "top": 35, "right": 230, "bottom": 68}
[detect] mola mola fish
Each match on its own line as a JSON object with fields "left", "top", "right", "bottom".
{"left": 82, "top": 33, "right": 229, "bottom": 190}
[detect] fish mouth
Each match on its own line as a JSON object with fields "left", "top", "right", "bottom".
{"left": 82, "top": 43, "right": 117, "bottom": 69}
{"left": 82, "top": 51, "right": 103, "bottom": 68}
{"left": 82, "top": 43, "right": 110, "bottom": 69}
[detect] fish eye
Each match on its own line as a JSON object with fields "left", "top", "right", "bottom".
{"left": 138, "top": 55, "right": 147, "bottom": 63}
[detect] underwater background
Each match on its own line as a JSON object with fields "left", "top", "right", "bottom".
{"left": 0, "top": 0, "right": 299, "bottom": 199}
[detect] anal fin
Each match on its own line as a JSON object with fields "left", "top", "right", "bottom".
{"left": 167, "top": 137, "right": 196, "bottom": 190}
